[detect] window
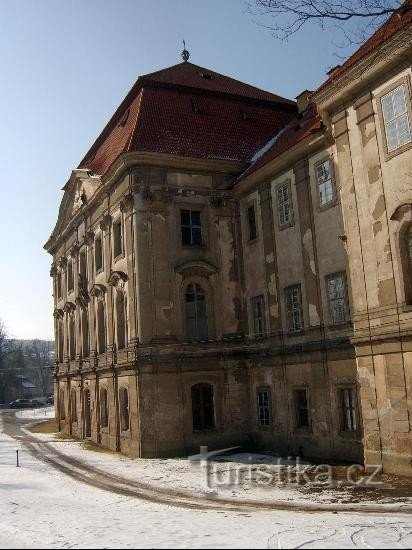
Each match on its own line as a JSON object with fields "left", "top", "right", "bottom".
{"left": 79, "top": 249, "right": 88, "bottom": 291}
{"left": 381, "top": 85, "right": 412, "bottom": 152}
{"left": 71, "top": 389, "right": 77, "bottom": 423}
{"left": 257, "top": 388, "right": 271, "bottom": 427}
{"left": 251, "top": 295, "right": 266, "bottom": 338}
{"left": 277, "top": 182, "right": 292, "bottom": 227}
{"left": 100, "top": 388, "right": 108, "bottom": 428}
{"left": 185, "top": 283, "right": 208, "bottom": 341}
{"left": 81, "top": 308, "right": 89, "bottom": 358}
{"left": 119, "top": 388, "right": 129, "bottom": 432}
{"left": 181, "top": 210, "right": 202, "bottom": 247}
{"left": 295, "top": 389, "right": 309, "bottom": 428}
{"left": 57, "top": 272, "right": 62, "bottom": 299}
{"left": 69, "top": 313, "right": 76, "bottom": 360}
{"left": 191, "top": 383, "right": 215, "bottom": 431}
{"left": 113, "top": 219, "right": 123, "bottom": 259}
{"left": 67, "top": 260, "right": 74, "bottom": 293}
{"left": 97, "top": 300, "right": 106, "bottom": 354}
{"left": 315, "top": 159, "right": 334, "bottom": 207}
{"left": 59, "top": 389, "right": 65, "bottom": 420}
{"left": 340, "top": 388, "right": 358, "bottom": 432}
{"left": 57, "top": 319, "right": 64, "bottom": 363}
{"left": 247, "top": 204, "right": 257, "bottom": 241}
{"left": 285, "top": 285, "right": 303, "bottom": 333}
{"left": 326, "top": 272, "right": 349, "bottom": 325}
{"left": 95, "top": 235, "right": 104, "bottom": 273}
{"left": 116, "top": 291, "right": 127, "bottom": 350}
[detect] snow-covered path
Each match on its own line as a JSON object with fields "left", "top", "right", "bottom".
{"left": 0, "top": 413, "right": 412, "bottom": 548}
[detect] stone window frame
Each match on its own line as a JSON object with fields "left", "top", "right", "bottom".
{"left": 100, "top": 386, "right": 109, "bottom": 430}
{"left": 376, "top": 75, "right": 412, "bottom": 161}
{"left": 275, "top": 179, "right": 294, "bottom": 230}
{"left": 112, "top": 214, "right": 125, "bottom": 262}
{"left": 256, "top": 386, "right": 272, "bottom": 429}
{"left": 292, "top": 387, "right": 311, "bottom": 432}
{"left": 56, "top": 271, "right": 63, "bottom": 300}
{"left": 67, "top": 258, "right": 74, "bottom": 294}
{"left": 250, "top": 294, "right": 266, "bottom": 339}
{"left": 183, "top": 280, "right": 210, "bottom": 342}
{"left": 325, "top": 271, "right": 351, "bottom": 326}
{"left": 179, "top": 208, "right": 204, "bottom": 248}
{"left": 94, "top": 232, "right": 104, "bottom": 275}
{"left": 244, "top": 197, "right": 259, "bottom": 245}
{"left": 314, "top": 156, "right": 338, "bottom": 211}
{"left": 337, "top": 385, "right": 360, "bottom": 438}
{"left": 70, "top": 388, "right": 77, "bottom": 424}
{"left": 247, "top": 203, "right": 258, "bottom": 241}
{"left": 119, "top": 386, "right": 130, "bottom": 433}
{"left": 59, "top": 388, "right": 65, "bottom": 421}
{"left": 284, "top": 284, "right": 304, "bottom": 334}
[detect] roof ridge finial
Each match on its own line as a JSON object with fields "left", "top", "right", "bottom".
{"left": 181, "top": 39, "right": 190, "bottom": 62}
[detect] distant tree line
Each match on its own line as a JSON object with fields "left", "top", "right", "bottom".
{"left": 0, "top": 319, "right": 54, "bottom": 403}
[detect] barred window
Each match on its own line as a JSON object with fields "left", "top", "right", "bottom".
{"left": 277, "top": 183, "right": 292, "bottom": 227}
{"left": 316, "top": 159, "right": 334, "bottom": 207}
{"left": 257, "top": 388, "right": 271, "bottom": 426}
{"left": 285, "top": 285, "right": 303, "bottom": 333}
{"left": 341, "top": 388, "right": 358, "bottom": 432}
{"left": 326, "top": 272, "right": 348, "bottom": 325}
{"left": 251, "top": 295, "right": 265, "bottom": 338}
{"left": 181, "top": 210, "right": 202, "bottom": 247}
{"left": 381, "top": 85, "right": 412, "bottom": 152}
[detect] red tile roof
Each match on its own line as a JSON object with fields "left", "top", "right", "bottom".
{"left": 237, "top": 106, "right": 322, "bottom": 182}
{"left": 316, "top": 0, "right": 412, "bottom": 94}
{"left": 78, "top": 62, "right": 296, "bottom": 175}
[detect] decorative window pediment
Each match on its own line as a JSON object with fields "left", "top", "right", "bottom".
{"left": 390, "top": 203, "right": 412, "bottom": 221}
{"left": 108, "top": 271, "right": 128, "bottom": 287}
{"left": 63, "top": 302, "right": 76, "bottom": 314}
{"left": 90, "top": 284, "right": 107, "bottom": 299}
{"left": 53, "top": 308, "right": 64, "bottom": 319}
{"left": 174, "top": 260, "right": 217, "bottom": 280}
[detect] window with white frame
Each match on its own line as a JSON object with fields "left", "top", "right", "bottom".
{"left": 181, "top": 210, "right": 203, "bottom": 247}
{"left": 381, "top": 85, "right": 412, "bottom": 152}
{"left": 251, "top": 295, "right": 265, "bottom": 338}
{"left": 326, "top": 272, "right": 348, "bottom": 325}
{"left": 285, "top": 285, "right": 303, "bottom": 333}
{"left": 340, "top": 387, "right": 358, "bottom": 432}
{"left": 315, "top": 159, "right": 334, "bottom": 207}
{"left": 257, "top": 388, "right": 271, "bottom": 426}
{"left": 277, "top": 182, "right": 292, "bottom": 227}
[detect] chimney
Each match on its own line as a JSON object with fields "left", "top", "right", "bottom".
{"left": 295, "top": 90, "right": 313, "bottom": 115}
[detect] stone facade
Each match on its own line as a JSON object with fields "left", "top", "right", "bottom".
{"left": 45, "top": 8, "right": 412, "bottom": 475}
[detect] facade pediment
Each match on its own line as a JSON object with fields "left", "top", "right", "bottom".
{"left": 174, "top": 260, "right": 218, "bottom": 280}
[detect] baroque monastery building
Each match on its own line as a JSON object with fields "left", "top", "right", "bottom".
{"left": 45, "top": 3, "right": 412, "bottom": 476}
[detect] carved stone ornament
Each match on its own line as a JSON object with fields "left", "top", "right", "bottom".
{"left": 120, "top": 193, "right": 134, "bottom": 213}
{"left": 58, "top": 256, "right": 68, "bottom": 269}
{"left": 69, "top": 243, "right": 80, "bottom": 258}
{"left": 75, "top": 293, "right": 89, "bottom": 308}
{"left": 108, "top": 271, "right": 128, "bottom": 287}
{"left": 99, "top": 214, "right": 112, "bottom": 231}
{"left": 50, "top": 264, "right": 58, "bottom": 277}
{"left": 132, "top": 167, "right": 146, "bottom": 191}
{"left": 174, "top": 259, "right": 218, "bottom": 280}
{"left": 53, "top": 308, "right": 64, "bottom": 319}
{"left": 63, "top": 302, "right": 76, "bottom": 314}
{"left": 390, "top": 203, "right": 412, "bottom": 221}
{"left": 84, "top": 230, "right": 95, "bottom": 245}
{"left": 89, "top": 283, "right": 107, "bottom": 299}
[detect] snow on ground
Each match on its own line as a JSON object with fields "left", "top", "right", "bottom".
{"left": 15, "top": 406, "right": 54, "bottom": 420}
{"left": 0, "top": 413, "right": 410, "bottom": 548}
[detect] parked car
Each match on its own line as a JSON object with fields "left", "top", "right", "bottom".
{"left": 46, "top": 395, "right": 54, "bottom": 405}
{"left": 9, "top": 398, "right": 33, "bottom": 409}
{"left": 29, "top": 399, "right": 44, "bottom": 408}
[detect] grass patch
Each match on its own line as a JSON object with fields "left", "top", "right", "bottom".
{"left": 29, "top": 419, "right": 59, "bottom": 434}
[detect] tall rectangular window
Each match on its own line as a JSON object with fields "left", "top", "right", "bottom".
{"left": 277, "top": 183, "right": 292, "bottom": 227}
{"left": 340, "top": 388, "right": 358, "bottom": 432}
{"left": 315, "top": 159, "right": 334, "bottom": 207}
{"left": 326, "top": 272, "right": 348, "bottom": 325}
{"left": 57, "top": 272, "right": 62, "bottom": 299}
{"left": 67, "top": 260, "right": 74, "bottom": 293}
{"left": 181, "top": 210, "right": 202, "bottom": 247}
{"left": 257, "top": 388, "right": 271, "bottom": 427}
{"left": 113, "top": 219, "right": 123, "bottom": 259}
{"left": 295, "top": 389, "right": 309, "bottom": 428}
{"left": 251, "top": 295, "right": 265, "bottom": 338}
{"left": 79, "top": 249, "right": 88, "bottom": 290}
{"left": 381, "top": 85, "right": 412, "bottom": 152}
{"left": 95, "top": 235, "right": 104, "bottom": 273}
{"left": 247, "top": 204, "right": 257, "bottom": 240}
{"left": 285, "top": 285, "right": 303, "bottom": 333}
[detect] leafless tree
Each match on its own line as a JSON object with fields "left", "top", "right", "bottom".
{"left": 26, "top": 339, "right": 53, "bottom": 396}
{"left": 248, "top": 1, "right": 409, "bottom": 41}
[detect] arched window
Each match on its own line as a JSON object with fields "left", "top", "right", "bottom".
{"left": 116, "top": 290, "right": 127, "bottom": 350}
{"left": 100, "top": 387, "right": 108, "bottom": 428}
{"left": 81, "top": 308, "right": 89, "bottom": 358}
{"left": 71, "top": 389, "right": 77, "bottom": 423}
{"left": 97, "top": 300, "right": 106, "bottom": 354}
{"left": 59, "top": 389, "right": 65, "bottom": 420}
{"left": 185, "top": 283, "right": 208, "bottom": 341}
{"left": 119, "top": 387, "right": 129, "bottom": 432}
{"left": 191, "top": 383, "right": 215, "bottom": 431}
{"left": 69, "top": 313, "right": 76, "bottom": 360}
{"left": 400, "top": 225, "right": 412, "bottom": 303}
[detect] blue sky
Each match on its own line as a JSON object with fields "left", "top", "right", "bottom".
{"left": 0, "top": 0, "right": 359, "bottom": 340}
